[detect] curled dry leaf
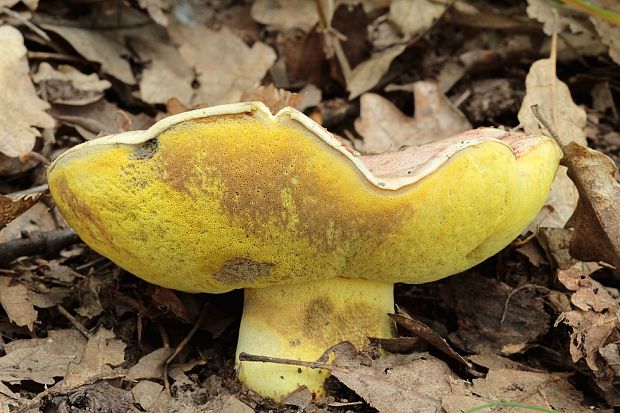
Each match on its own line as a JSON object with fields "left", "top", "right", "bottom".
{"left": 131, "top": 38, "right": 194, "bottom": 106}
{"left": 556, "top": 265, "right": 620, "bottom": 390}
{"left": 389, "top": 312, "right": 471, "bottom": 368}
{"left": 562, "top": 142, "right": 620, "bottom": 273}
{"left": 41, "top": 23, "right": 135, "bottom": 85}
{"left": 518, "top": 50, "right": 587, "bottom": 228}
{"left": 0, "top": 25, "right": 54, "bottom": 158}
{"left": 0, "top": 191, "right": 45, "bottom": 229}
{"left": 389, "top": 0, "right": 446, "bottom": 38}
{"left": 355, "top": 81, "right": 471, "bottom": 153}
{"left": 63, "top": 327, "right": 126, "bottom": 388}
{"left": 241, "top": 84, "right": 304, "bottom": 114}
{"left": 0, "top": 329, "right": 87, "bottom": 385}
{"left": 591, "top": 17, "right": 620, "bottom": 65}
{"left": 32, "top": 63, "right": 111, "bottom": 105}
{"left": 168, "top": 24, "right": 276, "bottom": 106}
{"left": 250, "top": 0, "right": 318, "bottom": 32}
{"left": 526, "top": 0, "right": 590, "bottom": 35}
{"left": 0, "top": 277, "right": 37, "bottom": 331}
{"left": 347, "top": 44, "right": 406, "bottom": 100}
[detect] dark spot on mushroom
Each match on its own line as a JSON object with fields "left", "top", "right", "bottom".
{"left": 131, "top": 138, "right": 159, "bottom": 160}
{"left": 213, "top": 257, "right": 274, "bottom": 285}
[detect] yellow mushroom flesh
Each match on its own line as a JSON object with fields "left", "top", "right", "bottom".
{"left": 47, "top": 102, "right": 561, "bottom": 401}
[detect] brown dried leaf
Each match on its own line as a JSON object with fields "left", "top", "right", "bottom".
{"left": 131, "top": 39, "right": 194, "bottom": 106}
{"left": 347, "top": 44, "right": 406, "bottom": 100}
{"left": 443, "top": 369, "right": 591, "bottom": 413}
{"left": 127, "top": 347, "right": 174, "bottom": 380}
{"left": 0, "top": 277, "right": 37, "bottom": 331}
{"left": 241, "top": 84, "right": 304, "bottom": 114}
{"left": 592, "top": 17, "right": 620, "bottom": 65}
{"left": 327, "top": 343, "right": 465, "bottom": 413}
{"left": 518, "top": 49, "right": 587, "bottom": 228}
{"left": 389, "top": 312, "right": 471, "bottom": 368}
{"left": 555, "top": 266, "right": 620, "bottom": 389}
{"left": 389, "top": 0, "right": 446, "bottom": 38}
{"left": 131, "top": 380, "right": 170, "bottom": 412}
{"left": 441, "top": 274, "right": 550, "bottom": 354}
{"left": 138, "top": 0, "right": 169, "bottom": 26}
{"left": 151, "top": 286, "right": 190, "bottom": 322}
{"left": 41, "top": 24, "right": 135, "bottom": 84}
{"left": 355, "top": 81, "right": 472, "bottom": 153}
{"left": 0, "top": 192, "right": 45, "bottom": 230}
{"left": 169, "top": 24, "right": 276, "bottom": 106}
{"left": 49, "top": 99, "right": 154, "bottom": 141}
{"left": 0, "top": 26, "right": 54, "bottom": 158}
{"left": 562, "top": 142, "right": 620, "bottom": 273}
{"left": 0, "top": 329, "right": 87, "bottom": 384}
{"left": 64, "top": 327, "right": 126, "bottom": 387}
{"left": 32, "top": 63, "right": 111, "bottom": 105}
{"left": 251, "top": 0, "right": 318, "bottom": 32}
{"left": 526, "top": 0, "right": 590, "bottom": 35}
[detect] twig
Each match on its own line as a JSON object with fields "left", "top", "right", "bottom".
{"left": 27, "top": 51, "right": 85, "bottom": 63}
{"left": 530, "top": 104, "right": 564, "bottom": 149}
{"left": 162, "top": 303, "right": 209, "bottom": 392}
{"left": 1, "top": 7, "right": 51, "bottom": 42}
{"left": 500, "top": 284, "right": 551, "bottom": 324}
{"left": 0, "top": 229, "right": 81, "bottom": 267}
{"left": 57, "top": 305, "right": 92, "bottom": 339}
{"left": 238, "top": 352, "right": 332, "bottom": 371}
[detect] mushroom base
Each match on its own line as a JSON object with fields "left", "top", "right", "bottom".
{"left": 236, "top": 277, "right": 395, "bottom": 402}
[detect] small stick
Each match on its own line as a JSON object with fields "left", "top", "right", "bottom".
{"left": 238, "top": 352, "right": 332, "bottom": 371}
{"left": 0, "top": 229, "right": 81, "bottom": 267}
{"left": 1, "top": 7, "right": 51, "bottom": 42}
{"left": 530, "top": 104, "right": 564, "bottom": 149}
{"left": 57, "top": 305, "right": 91, "bottom": 339}
{"left": 162, "top": 303, "right": 209, "bottom": 392}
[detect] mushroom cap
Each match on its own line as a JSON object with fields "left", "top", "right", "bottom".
{"left": 48, "top": 102, "right": 561, "bottom": 293}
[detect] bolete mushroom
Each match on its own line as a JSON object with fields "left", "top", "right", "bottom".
{"left": 47, "top": 102, "right": 561, "bottom": 401}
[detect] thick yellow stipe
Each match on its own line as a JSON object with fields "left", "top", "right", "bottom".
{"left": 237, "top": 277, "right": 395, "bottom": 401}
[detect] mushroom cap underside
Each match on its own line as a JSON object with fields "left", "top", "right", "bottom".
{"left": 48, "top": 102, "right": 561, "bottom": 293}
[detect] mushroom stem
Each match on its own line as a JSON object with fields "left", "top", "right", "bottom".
{"left": 236, "top": 277, "right": 395, "bottom": 401}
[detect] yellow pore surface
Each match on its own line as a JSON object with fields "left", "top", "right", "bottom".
{"left": 48, "top": 112, "right": 561, "bottom": 293}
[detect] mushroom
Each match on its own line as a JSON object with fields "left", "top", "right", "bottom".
{"left": 47, "top": 102, "right": 561, "bottom": 401}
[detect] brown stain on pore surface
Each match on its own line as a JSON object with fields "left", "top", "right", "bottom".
{"left": 156, "top": 114, "right": 412, "bottom": 253}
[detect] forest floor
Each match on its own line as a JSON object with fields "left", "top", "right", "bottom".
{"left": 0, "top": 1, "right": 619, "bottom": 412}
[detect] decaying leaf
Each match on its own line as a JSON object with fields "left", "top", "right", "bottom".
{"left": 443, "top": 368, "right": 592, "bottom": 413}
{"left": 49, "top": 99, "right": 153, "bottom": 140}
{"left": 592, "top": 17, "right": 620, "bottom": 65}
{"left": 0, "top": 277, "right": 37, "bottom": 330}
{"left": 389, "top": 312, "right": 471, "bottom": 368}
{"left": 0, "top": 25, "right": 54, "bottom": 158}
{"left": 526, "top": 0, "right": 590, "bottom": 35}
{"left": 169, "top": 24, "right": 276, "bottom": 106}
{"left": 441, "top": 274, "right": 550, "bottom": 354}
{"left": 251, "top": 0, "right": 318, "bottom": 32}
{"left": 138, "top": 0, "right": 169, "bottom": 26}
{"left": 241, "top": 84, "right": 304, "bottom": 113}
{"left": 41, "top": 23, "right": 135, "bottom": 85}
{"left": 0, "top": 192, "right": 45, "bottom": 230}
{"left": 556, "top": 265, "right": 620, "bottom": 390}
{"left": 518, "top": 43, "right": 587, "bottom": 228}
{"left": 0, "top": 329, "right": 87, "bottom": 385}
{"left": 131, "top": 380, "right": 170, "bottom": 412}
{"left": 347, "top": 44, "right": 406, "bottom": 100}
{"left": 131, "top": 38, "right": 194, "bottom": 106}
{"left": 32, "top": 63, "right": 111, "bottom": 105}
{"left": 562, "top": 142, "right": 620, "bottom": 273}
{"left": 127, "top": 347, "right": 174, "bottom": 380}
{"left": 355, "top": 81, "right": 471, "bottom": 153}
{"left": 63, "top": 328, "right": 126, "bottom": 387}
{"left": 389, "top": 0, "right": 446, "bottom": 38}
{"left": 327, "top": 343, "right": 464, "bottom": 413}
